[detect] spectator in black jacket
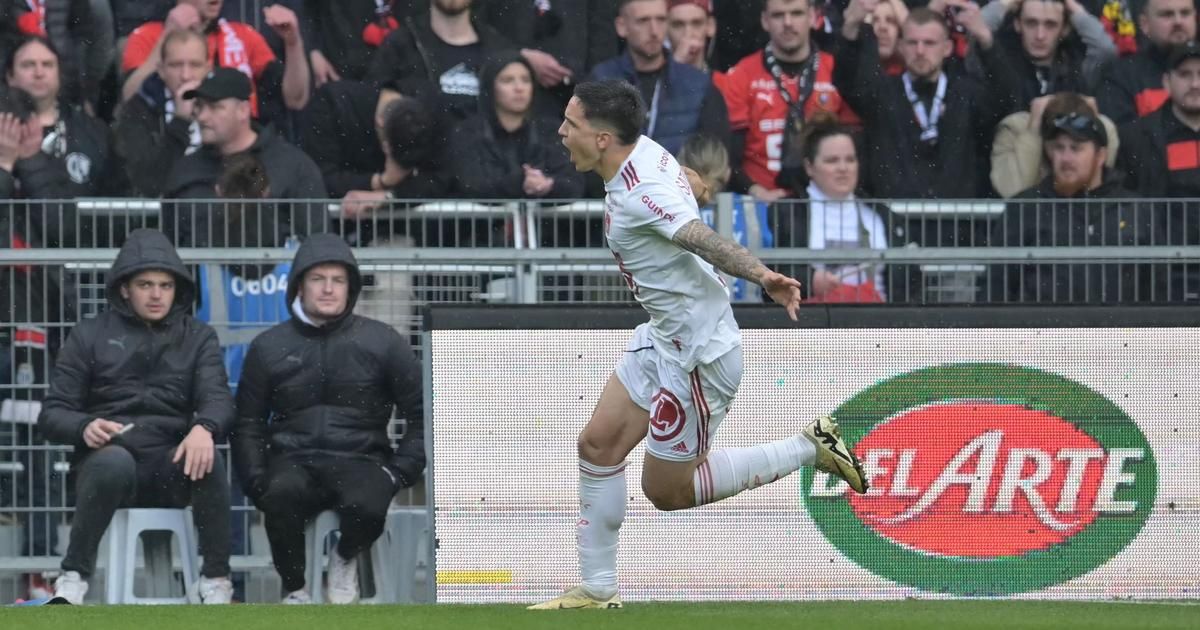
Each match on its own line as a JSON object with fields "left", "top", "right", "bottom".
{"left": 1118, "top": 41, "right": 1200, "bottom": 301}
{"left": 835, "top": 0, "right": 1020, "bottom": 199}
{"left": 450, "top": 54, "right": 581, "bottom": 198}
{"left": 1096, "top": 0, "right": 1194, "bottom": 123}
{"left": 477, "top": 0, "right": 589, "bottom": 112}
{"left": 163, "top": 68, "right": 326, "bottom": 246}
{"left": 114, "top": 28, "right": 209, "bottom": 197}
{"left": 3, "top": 36, "right": 126, "bottom": 246}
{"left": 977, "top": 0, "right": 1116, "bottom": 106}
{"left": 339, "top": 94, "right": 452, "bottom": 221}
{"left": 302, "top": 0, "right": 407, "bottom": 85}
{"left": 367, "top": 0, "right": 515, "bottom": 124}
{"left": 988, "top": 112, "right": 1164, "bottom": 303}
{"left": 1118, "top": 41, "right": 1200, "bottom": 199}
{"left": 300, "top": 79, "right": 404, "bottom": 198}
{"left": 10, "top": 0, "right": 108, "bottom": 112}
{"left": 38, "top": 229, "right": 236, "bottom": 605}
{"left": 231, "top": 233, "right": 425, "bottom": 605}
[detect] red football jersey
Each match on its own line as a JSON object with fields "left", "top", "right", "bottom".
{"left": 720, "top": 50, "right": 858, "bottom": 190}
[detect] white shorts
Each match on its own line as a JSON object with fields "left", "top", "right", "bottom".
{"left": 614, "top": 323, "right": 743, "bottom": 462}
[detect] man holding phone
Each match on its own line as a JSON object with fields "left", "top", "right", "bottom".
{"left": 38, "top": 229, "right": 237, "bottom": 605}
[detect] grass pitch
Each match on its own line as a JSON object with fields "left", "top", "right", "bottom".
{"left": 2, "top": 601, "right": 1198, "bottom": 630}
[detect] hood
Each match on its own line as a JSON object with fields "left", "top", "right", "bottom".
{"left": 478, "top": 53, "right": 538, "bottom": 130}
{"left": 285, "top": 233, "right": 363, "bottom": 324}
{"left": 106, "top": 229, "right": 195, "bottom": 320}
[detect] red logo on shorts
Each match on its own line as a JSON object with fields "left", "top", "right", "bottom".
{"left": 649, "top": 389, "right": 686, "bottom": 442}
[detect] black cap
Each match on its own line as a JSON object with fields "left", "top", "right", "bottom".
{"left": 1169, "top": 41, "right": 1200, "bottom": 70}
{"left": 1046, "top": 113, "right": 1107, "bottom": 147}
{"left": 182, "top": 68, "right": 252, "bottom": 101}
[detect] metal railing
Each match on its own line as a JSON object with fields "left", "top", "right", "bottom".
{"left": 4, "top": 194, "right": 1200, "bottom": 602}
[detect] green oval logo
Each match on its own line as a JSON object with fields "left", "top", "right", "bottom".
{"left": 802, "top": 363, "right": 1157, "bottom": 596}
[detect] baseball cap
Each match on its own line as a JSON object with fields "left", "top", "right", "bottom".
{"left": 1046, "top": 113, "right": 1107, "bottom": 147}
{"left": 1168, "top": 41, "right": 1200, "bottom": 70}
{"left": 182, "top": 68, "right": 252, "bottom": 101}
{"left": 668, "top": 0, "right": 712, "bottom": 13}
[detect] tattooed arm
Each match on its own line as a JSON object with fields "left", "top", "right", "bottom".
{"left": 672, "top": 218, "right": 804, "bottom": 320}
{"left": 672, "top": 218, "right": 769, "bottom": 283}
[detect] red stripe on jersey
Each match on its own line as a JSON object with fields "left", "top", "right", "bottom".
{"left": 626, "top": 163, "right": 640, "bottom": 186}
{"left": 1167, "top": 140, "right": 1200, "bottom": 171}
{"left": 620, "top": 168, "right": 633, "bottom": 190}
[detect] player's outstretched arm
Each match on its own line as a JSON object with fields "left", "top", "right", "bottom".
{"left": 672, "top": 219, "right": 803, "bottom": 320}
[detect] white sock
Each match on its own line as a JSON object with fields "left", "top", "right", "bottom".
{"left": 577, "top": 459, "right": 626, "bottom": 600}
{"left": 694, "top": 435, "right": 815, "bottom": 505}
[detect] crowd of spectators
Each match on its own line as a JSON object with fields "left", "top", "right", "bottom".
{"left": 1, "top": 0, "right": 1199, "bottom": 300}
{"left": 0, "top": 0, "right": 1197, "bottom": 209}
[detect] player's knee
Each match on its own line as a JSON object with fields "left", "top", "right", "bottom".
{"left": 577, "top": 433, "right": 620, "bottom": 467}
{"left": 642, "top": 481, "right": 692, "bottom": 512}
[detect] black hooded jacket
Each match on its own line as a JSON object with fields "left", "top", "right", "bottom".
{"left": 449, "top": 54, "right": 582, "bottom": 198}
{"left": 37, "top": 229, "right": 235, "bottom": 460}
{"left": 231, "top": 233, "right": 425, "bottom": 499}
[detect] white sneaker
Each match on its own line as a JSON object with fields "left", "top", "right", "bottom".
{"left": 196, "top": 576, "right": 233, "bottom": 604}
{"left": 282, "top": 589, "right": 311, "bottom": 604}
{"left": 53, "top": 571, "right": 88, "bottom": 605}
{"left": 326, "top": 551, "right": 359, "bottom": 604}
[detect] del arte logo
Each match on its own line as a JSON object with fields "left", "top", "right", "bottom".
{"left": 802, "top": 363, "right": 1157, "bottom": 596}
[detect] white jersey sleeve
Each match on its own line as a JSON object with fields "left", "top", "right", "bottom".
{"left": 619, "top": 166, "right": 703, "bottom": 242}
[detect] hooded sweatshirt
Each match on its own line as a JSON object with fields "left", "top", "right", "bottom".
{"left": 231, "top": 233, "right": 425, "bottom": 499}
{"left": 38, "top": 229, "right": 235, "bottom": 459}
{"left": 448, "top": 53, "right": 582, "bottom": 198}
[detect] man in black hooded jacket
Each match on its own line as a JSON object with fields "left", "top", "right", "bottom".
{"left": 37, "top": 228, "right": 236, "bottom": 605}
{"left": 231, "top": 233, "right": 425, "bottom": 605}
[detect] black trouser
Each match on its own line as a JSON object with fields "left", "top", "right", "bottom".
{"left": 255, "top": 453, "right": 396, "bottom": 593}
{"left": 61, "top": 445, "right": 232, "bottom": 579}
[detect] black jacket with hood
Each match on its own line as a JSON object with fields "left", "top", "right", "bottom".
{"left": 449, "top": 54, "right": 582, "bottom": 199}
{"left": 37, "top": 229, "right": 235, "bottom": 461}
{"left": 231, "top": 233, "right": 425, "bottom": 500}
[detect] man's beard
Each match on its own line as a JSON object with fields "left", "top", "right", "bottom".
{"left": 1053, "top": 160, "right": 1102, "bottom": 197}
{"left": 434, "top": 0, "right": 471, "bottom": 17}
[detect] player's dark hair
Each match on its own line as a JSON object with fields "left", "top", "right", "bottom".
{"left": 573, "top": 80, "right": 645, "bottom": 145}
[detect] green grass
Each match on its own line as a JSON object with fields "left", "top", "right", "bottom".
{"left": 2, "top": 601, "right": 1198, "bottom": 630}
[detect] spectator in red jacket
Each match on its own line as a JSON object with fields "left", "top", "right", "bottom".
{"left": 719, "top": 0, "right": 858, "bottom": 201}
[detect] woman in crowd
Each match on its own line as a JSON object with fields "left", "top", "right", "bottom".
{"left": 771, "top": 112, "right": 889, "bottom": 302}
{"left": 450, "top": 53, "right": 582, "bottom": 199}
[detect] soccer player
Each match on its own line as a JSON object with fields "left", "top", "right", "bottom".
{"left": 530, "top": 80, "right": 868, "bottom": 610}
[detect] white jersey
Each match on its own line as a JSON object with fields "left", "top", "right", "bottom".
{"left": 604, "top": 136, "right": 740, "bottom": 371}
